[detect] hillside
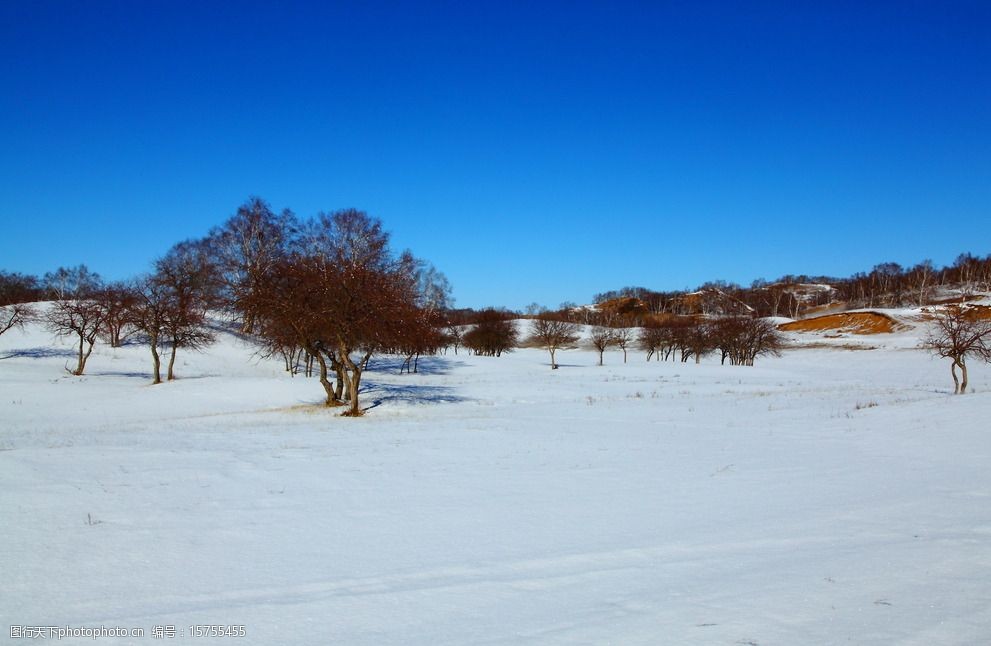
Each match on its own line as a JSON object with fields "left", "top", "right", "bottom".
{"left": 2, "top": 311, "right": 991, "bottom": 644}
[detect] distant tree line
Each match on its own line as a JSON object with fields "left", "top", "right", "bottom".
{"left": 592, "top": 252, "right": 991, "bottom": 320}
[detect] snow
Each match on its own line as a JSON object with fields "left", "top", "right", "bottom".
{"left": 2, "top": 316, "right": 991, "bottom": 645}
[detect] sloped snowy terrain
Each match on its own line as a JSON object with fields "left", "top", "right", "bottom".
{"left": 2, "top": 315, "right": 990, "bottom": 645}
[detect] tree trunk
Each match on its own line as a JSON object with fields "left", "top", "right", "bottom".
{"left": 957, "top": 358, "right": 969, "bottom": 394}
{"left": 314, "top": 351, "right": 340, "bottom": 406}
{"left": 75, "top": 334, "right": 86, "bottom": 375}
{"left": 167, "top": 342, "right": 178, "bottom": 380}
{"left": 597, "top": 350, "right": 604, "bottom": 366}
{"left": 549, "top": 348, "right": 557, "bottom": 369}
{"left": 339, "top": 350, "right": 372, "bottom": 416}
{"left": 951, "top": 359, "right": 961, "bottom": 394}
{"left": 150, "top": 336, "right": 161, "bottom": 384}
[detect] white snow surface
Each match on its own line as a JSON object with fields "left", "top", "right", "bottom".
{"left": 2, "top": 316, "right": 991, "bottom": 645}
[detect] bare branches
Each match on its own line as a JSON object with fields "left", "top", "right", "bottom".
{"left": 922, "top": 306, "right": 991, "bottom": 394}
{"left": 463, "top": 310, "right": 518, "bottom": 357}
{"left": 0, "top": 302, "right": 35, "bottom": 339}
{"left": 44, "top": 299, "right": 105, "bottom": 375}
{"left": 528, "top": 315, "right": 580, "bottom": 369}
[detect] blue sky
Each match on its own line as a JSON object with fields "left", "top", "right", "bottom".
{"left": 2, "top": 1, "right": 989, "bottom": 309}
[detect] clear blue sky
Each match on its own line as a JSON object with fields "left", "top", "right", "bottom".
{"left": 2, "top": 1, "right": 989, "bottom": 310}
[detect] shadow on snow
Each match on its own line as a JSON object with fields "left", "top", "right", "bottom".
{"left": 367, "top": 355, "right": 469, "bottom": 376}
{"left": 359, "top": 381, "right": 469, "bottom": 410}
{"left": 0, "top": 347, "right": 77, "bottom": 360}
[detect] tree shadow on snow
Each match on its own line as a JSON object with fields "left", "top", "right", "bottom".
{"left": 360, "top": 381, "right": 469, "bottom": 410}
{"left": 0, "top": 347, "right": 76, "bottom": 360}
{"left": 91, "top": 371, "right": 154, "bottom": 379}
{"left": 367, "top": 355, "right": 468, "bottom": 376}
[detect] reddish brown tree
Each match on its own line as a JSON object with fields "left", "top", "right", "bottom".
{"left": 155, "top": 242, "right": 218, "bottom": 380}
{"left": 95, "top": 282, "right": 137, "bottom": 348}
{"left": 248, "top": 210, "right": 431, "bottom": 416}
{"left": 463, "top": 309, "right": 518, "bottom": 357}
{"left": 207, "top": 197, "right": 297, "bottom": 331}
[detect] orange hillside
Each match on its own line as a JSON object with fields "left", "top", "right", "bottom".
{"left": 778, "top": 311, "right": 902, "bottom": 335}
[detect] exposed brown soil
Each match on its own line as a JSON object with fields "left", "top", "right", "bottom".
{"left": 778, "top": 311, "right": 903, "bottom": 335}
{"left": 597, "top": 296, "right": 650, "bottom": 317}
{"left": 918, "top": 304, "right": 991, "bottom": 322}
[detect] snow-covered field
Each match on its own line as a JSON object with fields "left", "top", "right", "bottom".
{"left": 2, "top": 317, "right": 990, "bottom": 645}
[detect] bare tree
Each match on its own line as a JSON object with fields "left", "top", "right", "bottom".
{"left": 207, "top": 197, "right": 297, "bottom": 331}
{"left": 95, "top": 282, "right": 137, "bottom": 348}
{"left": 155, "top": 242, "right": 218, "bottom": 380}
{"left": 463, "top": 309, "right": 518, "bottom": 357}
{"left": 589, "top": 325, "right": 616, "bottom": 366}
{"left": 907, "top": 260, "right": 935, "bottom": 306}
{"left": 445, "top": 323, "right": 464, "bottom": 355}
{"left": 42, "top": 265, "right": 102, "bottom": 300}
{"left": 44, "top": 298, "right": 105, "bottom": 375}
{"left": 922, "top": 306, "right": 991, "bottom": 394}
{"left": 0, "top": 303, "right": 35, "bottom": 341}
{"left": 713, "top": 316, "right": 786, "bottom": 366}
{"left": 612, "top": 326, "right": 634, "bottom": 363}
{"left": 248, "top": 210, "right": 431, "bottom": 416}
{"left": 528, "top": 314, "right": 580, "bottom": 369}
{"left": 127, "top": 277, "right": 170, "bottom": 384}
{"left": 0, "top": 271, "right": 39, "bottom": 348}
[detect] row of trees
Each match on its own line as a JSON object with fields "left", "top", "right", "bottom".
{"left": 0, "top": 199, "right": 452, "bottom": 416}
{"left": 520, "top": 311, "right": 785, "bottom": 370}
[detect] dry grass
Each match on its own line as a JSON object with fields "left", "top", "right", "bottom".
{"left": 778, "top": 311, "right": 903, "bottom": 335}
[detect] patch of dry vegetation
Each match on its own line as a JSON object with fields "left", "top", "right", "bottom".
{"left": 778, "top": 311, "right": 903, "bottom": 335}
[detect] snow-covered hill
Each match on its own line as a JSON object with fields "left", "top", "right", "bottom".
{"left": 2, "top": 314, "right": 990, "bottom": 644}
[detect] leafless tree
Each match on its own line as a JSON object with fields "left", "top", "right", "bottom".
{"left": 638, "top": 322, "right": 664, "bottom": 362}
{"left": 713, "top": 316, "right": 786, "bottom": 366}
{"left": 445, "top": 323, "right": 464, "bottom": 355}
{"left": 0, "top": 303, "right": 35, "bottom": 341}
{"left": 248, "top": 210, "right": 430, "bottom": 416}
{"left": 95, "top": 282, "right": 137, "bottom": 348}
{"left": 155, "top": 242, "right": 218, "bottom": 380}
{"left": 675, "top": 318, "right": 714, "bottom": 364}
{"left": 0, "top": 272, "right": 39, "bottom": 348}
{"left": 127, "top": 277, "right": 170, "bottom": 384}
{"left": 44, "top": 298, "right": 105, "bottom": 375}
{"left": 42, "top": 265, "right": 102, "bottom": 300}
{"left": 612, "top": 326, "right": 634, "bottom": 363}
{"left": 922, "top": 306, "right": 991, "bottom": 394}
{"left": 207, "top": 197, "right": 297, "bottom": 331}
{"left": 589, "top": 325, "right": 616, "bottom": 366}
{"left": 0, "top": 270, "right": 42, "bottom": 305}
{"left": 907, "top": 260, "right": 935, "bottom": 306}
{"left": 528, "top": 314, "right": 580, "bottom": 369}
{"left": 463, "top": 309, "right": 518, "bottom": 357}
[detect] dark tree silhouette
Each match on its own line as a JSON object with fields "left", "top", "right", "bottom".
{"left": 463, "top": 309, "right": 518, "bottom": 357}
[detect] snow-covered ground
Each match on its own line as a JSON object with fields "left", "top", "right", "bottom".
{"left": 2, "top": 317, "right": 990, "bottom": 645}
